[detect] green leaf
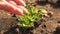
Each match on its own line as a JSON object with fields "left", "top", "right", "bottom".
{"left": 18, "top": 6, "right": 47, "bottom": 28}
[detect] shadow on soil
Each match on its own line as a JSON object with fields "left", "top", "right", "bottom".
{"left": 19, "top": 21, "right": 42, "bottom": 34}
{"left": 20, "top": 27, "right": 33, "bottom": 34}
{"left": 3, "top": 19, "right": 44, "bottom": 34}
{"left": 4, "top": 26, "right": 18, "bottom": 34}
{"left": 36, "top": 0, "right": 60, "bottom": 9}
{"left": 20, "top": 19, "right": 45, "bottom": 34}
{"left": 53, "top": 27, "right": 60, "bottom": 34}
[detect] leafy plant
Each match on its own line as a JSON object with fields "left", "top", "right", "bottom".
{"left": 18, "top": 6, "right": 47, "bottom": 28}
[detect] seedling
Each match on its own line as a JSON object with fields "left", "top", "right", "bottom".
{"left": 18, "top": 6, "right": 47, "bottom": 28}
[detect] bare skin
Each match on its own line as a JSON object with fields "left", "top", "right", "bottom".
{"left": 0, "top": 0, "right": 28, "bottom": 15}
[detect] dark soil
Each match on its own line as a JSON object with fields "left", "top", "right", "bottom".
{"left": 0, "top": 0, "right": 60, "bottom": 34}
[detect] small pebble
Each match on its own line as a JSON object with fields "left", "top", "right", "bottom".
{"left": 47, "top": 11, "right": 53, "bottom": 17}
{"left": 16, "top": 28, "right": 19, "bottom": 33}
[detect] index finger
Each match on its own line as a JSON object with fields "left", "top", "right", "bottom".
{"left": 13, "top": 0, "right": 26, "bottom": 7}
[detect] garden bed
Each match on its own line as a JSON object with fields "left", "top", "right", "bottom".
{"left": 0, "top": 0, "right": 60, "bottom": 34}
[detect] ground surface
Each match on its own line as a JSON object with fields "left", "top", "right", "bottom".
{"left": 0, "top": 0, "right": 60, "bottom": 34}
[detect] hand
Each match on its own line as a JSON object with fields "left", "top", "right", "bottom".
{"left": 0, "top": 0, "right": 28, "bottom": 15}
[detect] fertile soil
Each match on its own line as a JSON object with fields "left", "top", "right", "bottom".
{"left": 0, "top": 0, "right": 60, "bottom": 34}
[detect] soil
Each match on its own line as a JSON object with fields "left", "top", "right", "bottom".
{"left": 0, "top": 0, "right": 60, "bottom": 34}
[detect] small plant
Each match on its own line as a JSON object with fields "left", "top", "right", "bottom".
{"left": 18, "top": 6, "right": 47, "bottom": 28}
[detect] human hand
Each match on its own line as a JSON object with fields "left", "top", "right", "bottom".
{"left": 0, "top": 0, "right": 28, "bottom": 15}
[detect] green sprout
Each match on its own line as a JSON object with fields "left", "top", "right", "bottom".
{"left": 18, "top": 6, "right": 47, "bottom": 28}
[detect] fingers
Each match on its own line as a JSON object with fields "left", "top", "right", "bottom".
{"left": 6, "top": 1, "right": 28, "bottom": 14}
{"left": 13, "top": 0, "right": 26, "bottom": 7}
{"left": 0, "top": 0, "right": 27, "bottom": 15}
{"left": 8, "top": 1, "right": 17, "bottom": 6}
{"left": 0, "top": 1, "right": 28, "bottom": 15}
{"left": 18, "top": 6, "right": 28, "bottom": 14}
{"left": 11, "top": 7, "right": 23, "bottom": 15}
{"left": 6, "top": 0, "right": 26, "bottom": 7}
{"left": 0, "top": 2, "right": 7, "bottom": 10}
{"left": 6, "top": 0, "right": 17, "bottom": 6}
{"left": 0, "top": 2, "right": 23, "bottom": 15}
